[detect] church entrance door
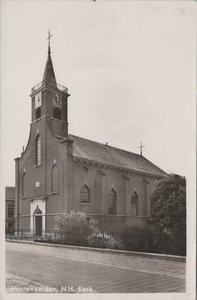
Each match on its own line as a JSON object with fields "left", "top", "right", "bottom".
{"left": 34, "top": 206, "right": 42, "bottom": 236}
{"left": 35, "top": 215, "right": 42, "bottom": 236}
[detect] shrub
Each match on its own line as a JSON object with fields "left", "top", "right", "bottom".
{"left": 55, "top": 211, "right": 98, "bottom": 246}
{"left": 120, "top": 224, "right": 185, "bottom": 255}
{"left": 152, "top": 228, "right": 186, "bottom": 256}
{"left": 148, "top": 174, "right": 186, "bottom": 256}
{"left": 87, "top": 232, "right": 104, "bottom": 248}
{"left": 120, "top": 225, "right": 154, "bottom": 252}
{"left": 88, "top": 232, "right": 122, "bottom": 249}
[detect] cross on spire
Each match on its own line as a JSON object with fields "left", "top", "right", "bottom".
{"left": 43, "top": 30, "right": 56, "bottom": 85}
{"left": 138, "top": 142, "right": 145, "bottom": 156}
{"left": 46, "top": 30, "right": 53, "bottom": 54}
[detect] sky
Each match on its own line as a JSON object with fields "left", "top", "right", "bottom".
{"left": 1, "top": 0, "right": 196, "bottom": 187}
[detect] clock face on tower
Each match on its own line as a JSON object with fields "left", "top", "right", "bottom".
{"left": 35, "top": 92, "right": 42, "bottom": 108}
{"left": 52, "top": 93, "right": 62, "bottom": 108}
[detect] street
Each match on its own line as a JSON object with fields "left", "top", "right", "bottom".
{"left": 6, "top": 241, "right": 186, "bottom": 293}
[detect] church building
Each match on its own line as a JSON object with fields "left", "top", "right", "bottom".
{"left": 15, "top": 37, "right": 167, "bottom": 236}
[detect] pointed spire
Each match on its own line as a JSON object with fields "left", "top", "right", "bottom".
{"left": 43, "top": 30, "right": 56, "bottom": 86}
{"left": 47, "top": 30, "right": 52, "bottom": 54}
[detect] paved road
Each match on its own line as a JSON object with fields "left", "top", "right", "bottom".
{"left": 6, "top": 241, "right": 185, "bottom": 293}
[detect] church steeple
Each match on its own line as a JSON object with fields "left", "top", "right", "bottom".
{"left": 42, "top": 30, "right": 56, "bottom": 86}
{"left": 31, "top": 31, "right": 70, "bottom": 137}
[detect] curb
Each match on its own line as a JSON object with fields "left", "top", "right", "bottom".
{"left": 6, "top": 239, "right": 186, "bottom": 262}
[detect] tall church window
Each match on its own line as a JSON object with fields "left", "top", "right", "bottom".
{"left": 80, "top": 185, "right": 90, "bottom": 203}
{"left": 131, "top": 191, "right": 138, "bottom": 216}
{"left": 108, "top": 189, "right": 117, "bottom": 215}
{"left": 22, "top": 173, "right": 26, "bottom": 197}
{"left": 51, "top": 164, "right": 58, "bottom": 193}
{"left": 35, "top": 135, "right": 41, "bottom": 166}
{"left": 36, "top": 107, "right": 41, "bottom": 119}
{"left": 53, "top": 107, "right": 61, "bottom": 120}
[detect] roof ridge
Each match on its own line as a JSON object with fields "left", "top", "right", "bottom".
{"left": 69, "top": 134, "right": 141, "bottom": 158}
{"left": 69, "top": 133, "right": 167, "bottom": 177}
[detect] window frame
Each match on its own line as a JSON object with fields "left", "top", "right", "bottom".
{"left": 53, "top": 107, "right": 61, "bottom": 120}
{"left": 131, "top": 191, "right": 138, "bottom": 216}
{"left": 35, "top": 135, "right": 41, "bottom": 166}
{"left": 108, "top": 188, "right": 117, "bottom": 215}
{"left": 8, "top": 205, "right": 14, "bottom": 218}
{"left": 51, "top": 164, "right": 59, "bottom": 194}
{"left": 80, "top": 185, "right": 90, "bottom": 204}
{"left": 22, "top": 172, "right": 26, "bottom": 197}
{"left": 36, "top": 107, "right": 41, "bottom": 119}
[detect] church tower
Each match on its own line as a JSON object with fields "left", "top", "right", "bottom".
{"left": 30, "top": 32, "right": 69, "bottom": 137}
{"left": 15, "top": 32, "right": 73, "bottom": 236}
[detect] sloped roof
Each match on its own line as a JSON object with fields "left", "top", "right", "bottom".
{"left": 70, "top": 135, "right": 167, "bottom": 177}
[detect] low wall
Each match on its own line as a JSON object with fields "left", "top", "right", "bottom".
{"left": 87, "top": 214, "right": 147, "bottom": 233}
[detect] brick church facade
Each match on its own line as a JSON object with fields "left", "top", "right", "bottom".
{"left": 15, "top": 40, "right": 167, "bottom": 235}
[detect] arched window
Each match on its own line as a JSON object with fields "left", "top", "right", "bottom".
{"left": 36, "top": 107, "right": 41, "bottom": 119}
{"left": 80, "top": 185, "right": 90, "bottom": 203}
{"left": 35, "top": 135, "right": 41, "bottom": 166}
{"left": 22, "top": 173, "right": 26, "bottom": 197}
{"left": 53, "top": 107, "right": 61, "bottom": 120}
{"left": 34, "top": 206, "right": 42, "bottom": 215}
{"left": 34, "top": 206, "right": 42, "bottom": 236}
{"left": 131, "top": 191, "right": 138, "bottom": 216}
{"left": 51, "top": 164, "right": 58, "bottom": 193}
{"left": 108, "top": 189, "right": 117, "bottom": 215}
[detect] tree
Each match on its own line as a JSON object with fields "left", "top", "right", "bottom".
{"left": 148, "top": 174, "right": 186, "bottom": 255}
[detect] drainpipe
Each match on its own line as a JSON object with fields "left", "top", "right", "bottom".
{"left": 44, "top": 117, "right": 47, "bottom": 236}
{"left": 15, "top": 157, "right": 20, "bottom": 236}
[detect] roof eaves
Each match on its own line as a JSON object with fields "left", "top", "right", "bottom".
{"left": 73, "top": 156, "right": 166, "bottom": 179}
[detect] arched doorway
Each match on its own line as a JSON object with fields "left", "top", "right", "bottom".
{"left": 34, "top": 206, "right": 42, "bottom": 236}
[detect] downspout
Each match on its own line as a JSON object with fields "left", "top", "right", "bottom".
{"left": 15, "top": 157, "right": 20, "bottom": 236}
{"left": 44, "top": 117, "right": 47, "bottom": 235}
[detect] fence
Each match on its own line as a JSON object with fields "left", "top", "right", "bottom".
{"left": 6, "top": 230, "right": 122, "bottom": 252}
{"left": 5, "top": 212, "right": 143, "bottom": 246}
{"left": 5, "top": 212, "right": 136, "bottom": 250}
